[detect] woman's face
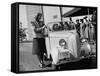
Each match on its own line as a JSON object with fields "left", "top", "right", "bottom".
{"left": 38, "top": 15, "right": 42, "bottom": 20}
{"left": 36, "top": 13, "right": 42, "bottom": 22}
{"left": 39, "top": 16, "right": 43, "bottom": 21}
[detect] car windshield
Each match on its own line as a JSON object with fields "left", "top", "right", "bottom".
{"left": 47, "top": 21, "right": 76, "bottom": 32}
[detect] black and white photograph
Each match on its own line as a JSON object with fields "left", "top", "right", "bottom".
{"left": 11, "top": 2, "right": 97, "bottom": 73}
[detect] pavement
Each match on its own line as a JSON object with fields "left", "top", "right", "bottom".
{"left": 19, "top": 42, "right": 97, "bottom": 72}
{"left": 19, "top": 42, "right": 55, "bottom": 71}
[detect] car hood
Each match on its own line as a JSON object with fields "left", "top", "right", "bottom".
{"left": 48, "top": 30, "right": 77, "bottom": 38}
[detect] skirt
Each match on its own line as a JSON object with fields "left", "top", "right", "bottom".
{"left": 32, "top": 38, "right": 46, "bottom": 55}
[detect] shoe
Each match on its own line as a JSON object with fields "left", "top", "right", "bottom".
{"left": 39, "top": 63, "right": 46, "bottom": 68}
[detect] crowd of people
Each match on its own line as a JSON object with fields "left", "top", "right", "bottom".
{"left": 70, "top": 15, "right": 96, "bottom": 42}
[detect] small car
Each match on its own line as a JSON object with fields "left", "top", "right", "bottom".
{"left": 45, "top": 22, "right": 95, "bottom": 69}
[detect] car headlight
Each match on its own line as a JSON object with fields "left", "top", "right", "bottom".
{"left": 59, "top": 39, "right": 67, "bottom": 48}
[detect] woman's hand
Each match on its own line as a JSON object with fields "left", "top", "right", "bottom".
{"left": 41, "top": 25, "right": 47, "bottom": 29}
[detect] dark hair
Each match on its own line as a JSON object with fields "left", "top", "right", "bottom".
{"left": 69, "top": 17, "right": 72, "bottom": 21}
{"left": 80, "top": 19, "right": 83, "bottom": 23}
{"left": 59, "top": 22, "right": 63, "bottom": 25}
{"left": 76, "top": 19, "right": 79, "bottom": 22}
{"left": 35, "top": 13, "right": 42, "bottom": 22}
{"left": 65, "top": 22, "right": 68, "bottom": 25}
{"left": 84, "top": 16, "right": 87, "bottom": 19}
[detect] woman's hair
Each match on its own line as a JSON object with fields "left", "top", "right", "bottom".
{"left": 80, "top": 19, "right": 83, "bottom": 23}
{"left": 76, "top": 19, "right": 79, "bottom": 22}
{"left": 35, "top": 13, "right": 42, "bottom": 22}
{"left": 69, "top": 17, "right": 72, "bottom": 21}
{"left": 84, "top": 16, "right": 87, "bottom": 19}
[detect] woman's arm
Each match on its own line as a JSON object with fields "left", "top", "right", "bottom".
{"left": 37, "top": 24, "right": 47, "bottom": 30}
{"left": 34, "top": 24, "right": 47, "bottom": 33}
